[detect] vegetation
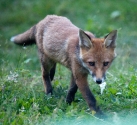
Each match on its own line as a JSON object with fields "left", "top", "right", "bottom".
{"left": 0, "top": 0, "right": 137, "bottom": 124}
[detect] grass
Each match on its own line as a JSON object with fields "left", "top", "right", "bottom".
{"left": 0, "top": 0, "right": 137, "bottom": 124}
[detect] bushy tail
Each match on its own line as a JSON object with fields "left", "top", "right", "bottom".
{"left": 10, "top": 25, "right": 36, "bottom": 46}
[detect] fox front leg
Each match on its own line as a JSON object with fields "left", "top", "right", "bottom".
{"left": 66, "top": 74, "right": 78, "bottom": 104}
{"left": 74, "top": 73, "right": 101, "bottom": 114}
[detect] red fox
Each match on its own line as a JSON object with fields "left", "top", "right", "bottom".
{"left": 11, "top": 15, "right": 117, "bottom": 115}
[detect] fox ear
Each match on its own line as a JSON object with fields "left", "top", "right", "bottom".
{"left": 104, "top": 30, "right": 117, "bottom": 48}
{"left": 79, "top": 29, "right": 92, "bottom": 48}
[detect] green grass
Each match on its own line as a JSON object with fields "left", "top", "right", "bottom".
{"left": 0, "top": 0, "right": 137, "bottom": 124}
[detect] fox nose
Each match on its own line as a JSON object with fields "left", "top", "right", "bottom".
{"left": 96, "top": 79, "right": 102, "bottom": 84}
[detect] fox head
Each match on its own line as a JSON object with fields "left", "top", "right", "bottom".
{"left": 79, "top": 29, "right": 117, "bottom": 84}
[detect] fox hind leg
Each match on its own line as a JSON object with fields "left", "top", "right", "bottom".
{"left": 42, "top": 68, "right": 53, "bottom": 94}
{"left": 39, "top": 52, "right": 55, "bottom": 94}
{"left": 50, "top": 64, "right": 56, "bottom": 81}
{"left": 66, "top": 74, "right": 78, "bottom": 104}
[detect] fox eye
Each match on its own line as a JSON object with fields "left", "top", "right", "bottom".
{"left": 88, "top": 62, "right": 95, "bottom": 66}
{"left": 103, "top": 62, "right": 109, "bottom": 66}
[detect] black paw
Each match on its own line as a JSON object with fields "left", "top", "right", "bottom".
{"left": 93, "top": 108, "right": 108, "bottom": 120}
{"left": 66, "top": 95, "right": 74, "bottom": 104}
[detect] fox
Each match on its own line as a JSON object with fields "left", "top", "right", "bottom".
{"left": 10, "top": 15, "right": 117, "bottom": 116}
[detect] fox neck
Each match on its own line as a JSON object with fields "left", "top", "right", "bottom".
{"left": 75, "top": 44, "right": 90, "bottom": 74}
